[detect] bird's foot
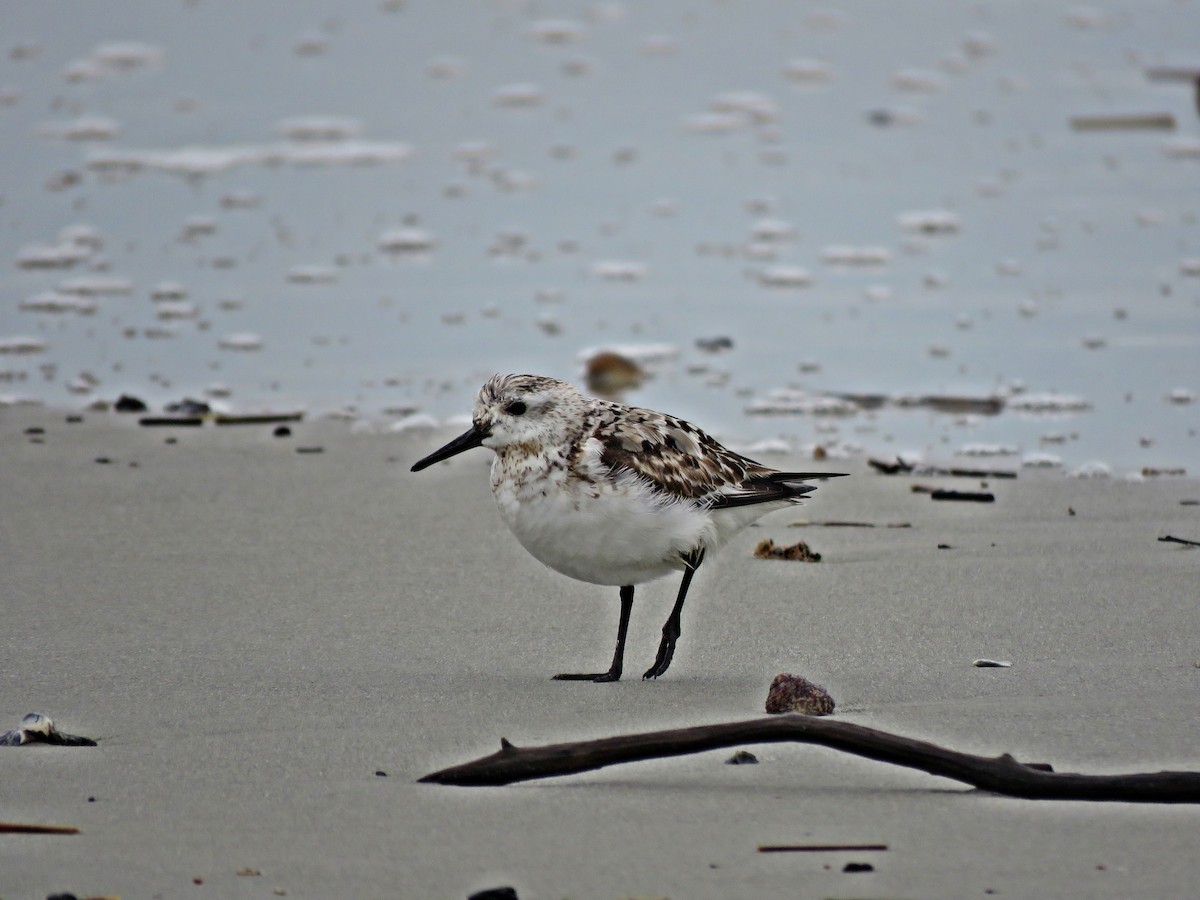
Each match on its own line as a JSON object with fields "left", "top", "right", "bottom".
{"left": 553, "top": 669, "right": 622, "bottom": 683}
{"left": 642, "top": 639, "right": 677, "bottom": 680}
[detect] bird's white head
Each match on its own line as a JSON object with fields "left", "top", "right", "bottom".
{"left": 473, "top": 374, "right": 585, "bottom": 452}
{"left": 411, "top": 374, "right": 586, "bottom": 471}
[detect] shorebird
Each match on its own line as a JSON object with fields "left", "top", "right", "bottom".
{"left": 411, "top": 374, "right": 845, "bottom": 681}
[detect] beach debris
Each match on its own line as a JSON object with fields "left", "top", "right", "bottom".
{"left": 0, "top": 335, "right": 49, "bottom": 354}
{"left": 765, "top": 673, "right": 835, "bottom": 715}
{"left": 695, "top": 335, "right": 734, "bottom": 354}
{"left": 788, "top": 520, "right": 912, "bottom": 529}
{"left": 1158, "top": 535, "right": 1200, "bottom": 548}
{"left": 378, "top": 227, "right": 435, "bottom": 257}
{"left": 419, "top": 715, "right": 1200, "bottom": 802}
{"left": 468, "top": 888, "right": 519, "bottom": 900}
{"left": 492, "top": 82, "right": 545, "bottom": 107}
{"left": 759, "top": 843, "right": 888, "bottom": 853}
{"left": 956, "top": 443, "right": 1020, "bottom": 458}
{"left": 1021, "top": 453, "right": 1064, "bottom": 469}
{"left": 218, "top": 333, "right": 264, "bottom": 352}
{"left": 237, "top": 868, "right": 262, "bottom": 876}
{"left": 1067, "top": 461, "right": 1112, "bottom": 479}
{"left": 164, "top": 398, "right": 210, "bottom": 415}
{"left": 1007, "top": 393, "right": 1092, "bottom": 413}
{"left": 725, "top": 750, "right": 759, "bottom": 765}
{"left": 843, "top": 862, "right": 875, "bottom": 873}
{"left": 214, "top": 411, "right": 304, "bottom": 426}
{"left": 138, "top": 416, "right": 203, "bottom": 427}
{"left": 1070, "top": 113, "right": 1175, "bottom": 132}
{"left": 756, "top": 264, "right": 813, "bottom": 288}
{"left": 897, "top": 209, "right": 961, "bottom": 235}
{"left": 745, "top": 391, "right": 857, "bottom": 417}
{"left": 1142, "top": 467, "right": 1188, "bottom": 477}
{"left": 930, "top": 489, "right": 995, "bottom": 503}
{"left": 0, "top": 823, "right": 80, "bottom": 835}
{"left": 821, "top": 244, "right": 891, "bottom": 267}
{"left": 782, "top": 58, "right": 834, "bottom": 84}
{"left": 113, "top": 393, "right": 148, "bottom": 413}
{"left": 973, "top": 659, "right": 1013, "bottom": 668}
{"left": 590, "top": 259, "right": 648, "bottom": 282}
{"left": 754, "top": 539, "right": 822, "bottom": 562}
{"left": 0, "top": 712, "right": 96, "bottom": 747}
{"left": 584, "top": 350, "right": 644, "bottom": 397}
{"left": 868, "top": 457, "right": 1016, "bottom": 480}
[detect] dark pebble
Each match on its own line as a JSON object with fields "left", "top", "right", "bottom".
{"left": 930, "top": 489, "right": 995, "bottom": 503}
{"left": 937, "top": 543, "right": 952, "bottom": 549}
{"left": 113, "top": 393, "right": 148, "bottom": 413}
{"left": 843, "top": 862, "right": 874, "bottom": 873}
{"left": 375, "top": 770, "right": 388, "bottom": 777}
{"left": 24, "top": 426, "right": 45, "bottom": 435}
{"left": 468, "top": 888, "right": 518, "bottom": 900}
{"left": 95, "top": 457, "right": 112, "bottom": 464}
{"left": 87, "top": 796, "right": 96, "bottom": 802}
{"left": 273, "top": 425, "right": 292, "bottom": 438}
{"left": 725, "top": 750, "right": 759, "bottom": 765}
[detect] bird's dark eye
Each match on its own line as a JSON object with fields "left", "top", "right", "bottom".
{"left": 505, "top": 400, "right": 527, "bottom": 416}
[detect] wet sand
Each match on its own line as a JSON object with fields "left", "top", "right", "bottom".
{"left": 2, "top": 409, "right": 1198, "bottom": 899}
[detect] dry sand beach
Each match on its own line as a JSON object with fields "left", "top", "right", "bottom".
{"left": 2, "top": 409, "right": 1198, "bottom": 899}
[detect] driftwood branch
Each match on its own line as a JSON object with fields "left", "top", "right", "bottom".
{"left": 419, "top": 714, "right": 1200, "bottom": 803}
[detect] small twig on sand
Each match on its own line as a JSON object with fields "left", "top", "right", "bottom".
{"left": 0, "top": 822, "right": 80, "bottom": 835}
{"left": 1159, "top": 534, "right": 1200, "bottom": 547}
{"left": 931, "top": 489, "right": 995, "bottom": 503}
{"left": 759, "top": 844, "right": 888, "bottom": 853}
{"left": 418, "top": 715, "right": 1200, "bottom": 803}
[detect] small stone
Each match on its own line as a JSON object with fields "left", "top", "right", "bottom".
{"left": 375, "top": 770, "right": 388, "bottom": 777}
{"left": 725, "top": 750, "right": 759, "bottom": 765}
{"left": 468, "top": 888, "right": 519, "bottom": 900}
{"left": 113, "top": 393, "right": 148, "bottom": 412}
{"left": 973, "top": 659, "right": 1012, "bottom": 668}
{"left": 765, "top": 673, "right": 835, "bottom": 715}
{"left": 273, "top": 425, "right": 292, "bottom": 438}
{"left": 843, "top": 862, "right": 874, "bottom": 873}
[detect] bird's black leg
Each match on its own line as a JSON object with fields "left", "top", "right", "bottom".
{"left": 644, "top": 549, "right": 705, "bottom": 680}
{"left": 553, "top": 584, "right": 634, "bottom": 683}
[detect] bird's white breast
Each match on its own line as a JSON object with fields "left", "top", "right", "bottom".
{"left": 489, "top": 449, "right": 714, "bottom": 586}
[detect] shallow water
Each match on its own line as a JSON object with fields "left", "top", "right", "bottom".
{"left": 2, "top": 0, "right": 1197, "bottom": 470}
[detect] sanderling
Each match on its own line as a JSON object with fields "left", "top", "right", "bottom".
{"left": 411, "top": 374, "right": 846, "bottom": 681}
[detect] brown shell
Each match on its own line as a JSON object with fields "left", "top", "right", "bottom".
{"left": 765, "top": 673, "right": 835, "bottom": 715}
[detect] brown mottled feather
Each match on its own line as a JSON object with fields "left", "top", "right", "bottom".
{"left": 590, "top": 400, "right": 827, "bottom": 507}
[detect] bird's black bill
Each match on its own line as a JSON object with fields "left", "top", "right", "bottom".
{"left": 410, "top": 425, "right": 489, "bottom": 471}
